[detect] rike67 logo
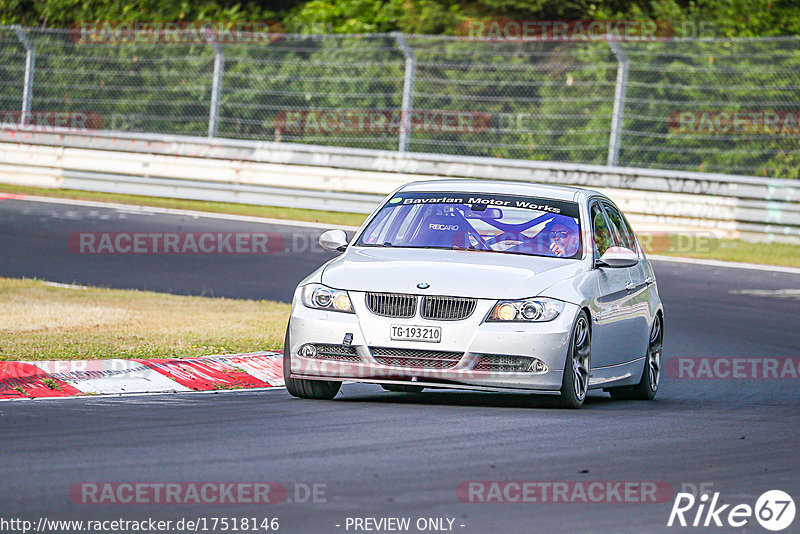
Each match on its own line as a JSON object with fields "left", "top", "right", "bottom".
{"left": 668, "top": 489, "right": 796, "bottom": 531}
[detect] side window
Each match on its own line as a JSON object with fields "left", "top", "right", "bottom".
{"left": 591, "top": 204, "right": 614, "bottom": 257}
{"left": 603, "top": 203, "right": 637, "bottom": 252}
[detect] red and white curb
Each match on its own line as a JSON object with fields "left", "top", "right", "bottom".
{"left": 0, "top": 352, "right": 285, "bottom": 400}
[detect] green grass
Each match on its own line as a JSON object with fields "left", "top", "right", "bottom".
{"left": 0, "top": 184, "right": 367, "bottom": 228}
{"left": 41, "top": 378, "right": 62, "bottom": 391}
{"left": 644, "top": 237, "right": 800, "bottom": 268}
{"left": 0, "top": 278, "right": 290, "bottom": 361}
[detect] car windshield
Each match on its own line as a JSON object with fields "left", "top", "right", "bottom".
{"left": 356, "top": 191, "right": 582, "bottom": 258}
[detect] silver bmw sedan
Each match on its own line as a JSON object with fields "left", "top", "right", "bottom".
{"left": 284, "top": 179, "right": 664, "bottom": 408}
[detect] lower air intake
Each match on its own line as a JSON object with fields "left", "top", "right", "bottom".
{"left": 371, "top": 347, "right": 463, "bottom": 369}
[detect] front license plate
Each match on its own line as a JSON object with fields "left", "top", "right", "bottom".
{"left": 390, "top": 325, "right": 441, "bottom": 343}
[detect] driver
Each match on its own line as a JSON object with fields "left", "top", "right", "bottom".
{"left": 548, "top": 221, "right": 579, "bottom": 257}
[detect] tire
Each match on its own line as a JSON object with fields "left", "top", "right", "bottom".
{"left": 608, "top": 313, "right": 662, "bottom": 401}
{"left": 283, "top": 322, "right": 342, "bottom": 400}
{"left": 555, "top": 310, "right": 591, "bottom": 409}
{"left": 381, "top": 384, "right": 425, "bottom": 393}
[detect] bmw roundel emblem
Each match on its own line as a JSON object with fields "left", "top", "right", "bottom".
{"left": 417, "top": 282, "right": 430, "bottom": 289}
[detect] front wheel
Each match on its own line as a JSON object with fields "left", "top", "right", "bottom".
{"left": 283, "top": 323, "right": 342, "bottom": 400}
{"left": 609, "top": 313, "right": 662, "bottom": 401}
{"left": 555, "top": 310, "right": 591, "bottom": 409}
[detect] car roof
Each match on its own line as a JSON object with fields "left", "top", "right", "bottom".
{"left": 398, "top": 179, "right": 603, "bottom": 202}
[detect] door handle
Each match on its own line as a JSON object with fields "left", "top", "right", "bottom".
{"left": 645, "top": 276, "right": 655, "bottom": 285}
{"left": 625, "top": 282, "right": 636, "bottom": 291}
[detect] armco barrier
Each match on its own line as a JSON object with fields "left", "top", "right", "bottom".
{"left": 0, "top": 127, "right": 798, "bottom": 243}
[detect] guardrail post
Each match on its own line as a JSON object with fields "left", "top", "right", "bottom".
{"left": 392, "top": 32, "right": 416, "bottom": 153}
{"left": 12, "top": 25, "right": 35, "bottom": 126}
{"left": 205, "top": 31, "right": 225, "bottom": 138}
{"left": 607, "top": 40, "right": 629, "bottom": 167}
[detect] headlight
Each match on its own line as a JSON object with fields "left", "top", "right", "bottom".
{"left": 301, "top": 284, "right": 354, "bottom": 313}
{"left": 487, "top": 298, "right": 564, "bottom": 322}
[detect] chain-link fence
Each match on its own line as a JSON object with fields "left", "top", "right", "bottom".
{"left": 1, "top": 26, "right": 799, "bottom": 178}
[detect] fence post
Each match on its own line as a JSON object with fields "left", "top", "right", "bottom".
{"left": 607, "top": 40, "right": 628, "bottom": 167}
{"left": 12, "top": 25, "right": 35, "bottom": 126}
{"left": 205, "top": 31, "right": 225, "bottom": 138}
{"left": 392, "top": 32, "right": 416, "bottom": 153}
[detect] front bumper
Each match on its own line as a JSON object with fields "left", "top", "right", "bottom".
{"left": 287, "top": 290, "right": 578, "bottom": 392}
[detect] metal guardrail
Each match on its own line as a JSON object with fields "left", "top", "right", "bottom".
{"left": 0, "top": 127, "right": 798, "bottom": 242}
{"left": 61, "top": 170, "right": 382, "bottom": 214}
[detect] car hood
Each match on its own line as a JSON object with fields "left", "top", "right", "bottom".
{"left": 320, "top": 247, "right": 586, "bottom": 299}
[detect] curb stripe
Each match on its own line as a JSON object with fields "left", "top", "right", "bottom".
{"left": 0, "top": 352, "right": 284, "bottom": 400}
{"left": 0, "top": 361, "right": 82, "bottom": 398}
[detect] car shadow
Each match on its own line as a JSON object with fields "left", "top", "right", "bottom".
{"left": 334, "top": 385, "right": 621, "bottom": 410}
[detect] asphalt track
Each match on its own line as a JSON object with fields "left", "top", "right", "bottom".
{"left": 1, "top": 198, "right": 800, "bottom": 533}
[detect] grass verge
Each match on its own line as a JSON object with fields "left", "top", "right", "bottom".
{"left": 2, "top": 184, "right": 799, "bottom": 268}
{"left": 0, "top": 278, "right": 290, "bottom": 361}
{"left": 646, "top": 238, "right": 800, "bottom": 268}
{"left": 0, "top": 184, "right": 367, "bottom": 227}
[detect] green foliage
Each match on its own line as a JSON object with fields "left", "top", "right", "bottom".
{"left": 1, "top": 0, "right": 278, "bottom": 26}
{"left": 283, "top": 0, "right": 399, "bottom": 33}
{"left": 1, "top": 1, "right": 799, "bottom": 178}
{"left": 3, "top": 0, "right": 800, "bottom": 38}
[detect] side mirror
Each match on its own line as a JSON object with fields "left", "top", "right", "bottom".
{"left": 598, "top": 246, "right": 638, "bottom": 268}
{"left": 319, "top": 229, "right": 348, "bottom": 252}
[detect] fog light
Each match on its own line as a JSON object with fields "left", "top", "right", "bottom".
{"left": 299, "top": 344, "right": 317, "bottom": 357}
{"left": 527, "top": 358, "right": 548, "bottom": 373}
